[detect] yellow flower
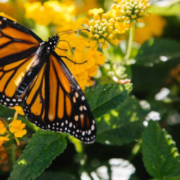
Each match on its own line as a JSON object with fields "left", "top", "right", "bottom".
{"left": 25, "top": 1, "right": 75, "bottom": 26}
{"left": 85, "top": 11, "right": 127, "bottom": 48}
{"left": 74, "top": 0, "right": 101, "bottom": 15}
{"left": 0, "top": 137, "right": 9, "bottom": 149}
{"left": 88, "top": 8, "right": 104, "bottom": 16}
{"left": 0, "top": 119, "right": 7, "bottom": 135}
{"left": 111, "top": 0, "right": 150, "bottom": 22}
{"left": 56, "top": 33, "right": 105, "bottom": 90}
{"left": 115, "top": 21, "right": 131, "bottom": 34}
{"left": 9, "top": 120, "right": 27, "bottom": 138}
{"left": 0, "top": 1, "right": 24, "bottom": 22}
{"left": 56, "top": 17, "right": 86, "bottom": 32}
{"left": 25, "top": 2, "right": 51, "bottom": 26}
{"left": 0, "top": 12, "right": 16, "bottom": 21}
{"left": 11, "top": 106, "right": 25, "bottom": 116}
{"left": 134, "top": 15, "right": 166, "bottom": 44}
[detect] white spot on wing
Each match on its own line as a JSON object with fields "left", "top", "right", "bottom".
{"left": 83, "top": 106, "right": 87, "bottom": 110}
{"left": 75, "top": 92, "right": 79, "bottom": 98}
{"left": 73, "top": 96, "right": 76, "bottom": 103}
{"left": 69, "top": 122, "right": 72, "bottom": 127}
{"left": 91, "top": 124, "right": 95, "bottom": 131}
{"left": 79, "top": 106, "right": 83, "bottom": 111}
{"left": 82, "top": 131, "right": 85, "bottom": 136}
{"left": 74, "top": 115, "right": 79, "bottom": 121}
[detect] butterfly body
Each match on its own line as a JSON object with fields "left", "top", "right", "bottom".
{"left": 16, "top": 36, "right": 60, "bottom": 98}
{"left": 0, "top": 16, "right": 96, "bottom": 143}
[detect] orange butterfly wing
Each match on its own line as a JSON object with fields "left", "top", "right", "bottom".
{"left": 0, "top": 16, "right": 42, "bottom": 107}
{"left": 23, "top": 53, "right": 96, "bottom": 143}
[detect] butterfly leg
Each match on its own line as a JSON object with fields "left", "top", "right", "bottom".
{"left": 56, "top": 47, "right": 67, "bottom": 52}
{"left": 59, "top": 56, "right": 87, "bottom": 65}
{"left": 58, "top": 40, "right": 73, "bottom": 54}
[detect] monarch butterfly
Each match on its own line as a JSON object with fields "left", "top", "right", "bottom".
{"left": 0, "top": 16, "right": 96, "bottom": 143}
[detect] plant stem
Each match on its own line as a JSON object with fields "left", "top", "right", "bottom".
{"left": 11, "top": 142, "right": 16, "bottom": 167}
{"left": 124, "top": 20, "right": 135, "bottom": 61}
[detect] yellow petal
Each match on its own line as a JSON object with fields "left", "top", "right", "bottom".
{"left": 12, "top": 106, "right": 25, "bottom": 116}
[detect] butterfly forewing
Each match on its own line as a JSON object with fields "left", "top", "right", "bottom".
{"left": 0, "top": 16, "right": 42, "bottom": 107}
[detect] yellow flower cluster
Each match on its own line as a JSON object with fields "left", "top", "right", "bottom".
{"left": 112, "top": 0, "right": 150, "bottom": 22}
{"left": 88, "top": 14, "right": 119, "bottom": 48}
{"left": 9, "top": 120, "right": 27, "bottom": 138}
{"left": 134, "top": 15, "right": 166, "bottom": 44}
{"left": 0, "top": 119, "right": 6, "bottom": 135}
{"left": 85, "top": 9, "right": 130, "bottom": 48}
{"left": 56, "top": 33, "right": 105, "bottom": 90}
{"left": 75, "top": 0, "right": 101, "bottom": 15}
{"left": 85, "top": 0, "right": 150, "bottom": 48}
{"left": 25, "top": 1, "right": 75, "bottom": 26}
{"left": 0, "top": 119, "right": 9, "bottom": 148}
{"left": 0, "top": 107, "right": 27, "bottom": 148}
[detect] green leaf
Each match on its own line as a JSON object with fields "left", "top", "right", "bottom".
{"left": 36, "top": 172, "right": 77, "bottom": 180}
{"left": 0, "top": 105, "right": 15, "bottom": 119}
{"left": 8, "top": 130, "right": 67, "bottom": 180}
{"left": 135, "top": 38, "right": 180, "bottom": 66}
{"left": 96, "top": 96, "right": 147, "bottom": 145}
{"left": 85, "top": 83, "right": 132, "bottom": 119}
{"left": 168, "top": 177, "right": 180, "bottom": 180}
{"left": 132, "top": 57, "right": 180, "bottom": 95}
{"left": 103, "top": 42, "right": 138, "bottom": 65}
{"left": 148, "top": 2, "right": 180, "bottom": 16}
{"left": 171, "top": 160, "right": 180, "bottom": 177}
{"left": 103, "top": 43, "right": 124, "bottom": 62}
{"left": 142, "top": 120, "right": 180, "bottom": 179}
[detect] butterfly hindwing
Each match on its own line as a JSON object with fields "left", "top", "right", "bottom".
{"left": 0, "top": 16, "right": 42, "bottom": 107}
{"left": 23, "top": 53, "right": 96, "bottom": 143}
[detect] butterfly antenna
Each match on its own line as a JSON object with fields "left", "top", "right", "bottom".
{"left": 57, "top": 28, "right": 90, "bottom": 36}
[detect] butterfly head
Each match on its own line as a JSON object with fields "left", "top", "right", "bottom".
{"left": 46, "top": 35, "right": 60, "bottom": 54}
